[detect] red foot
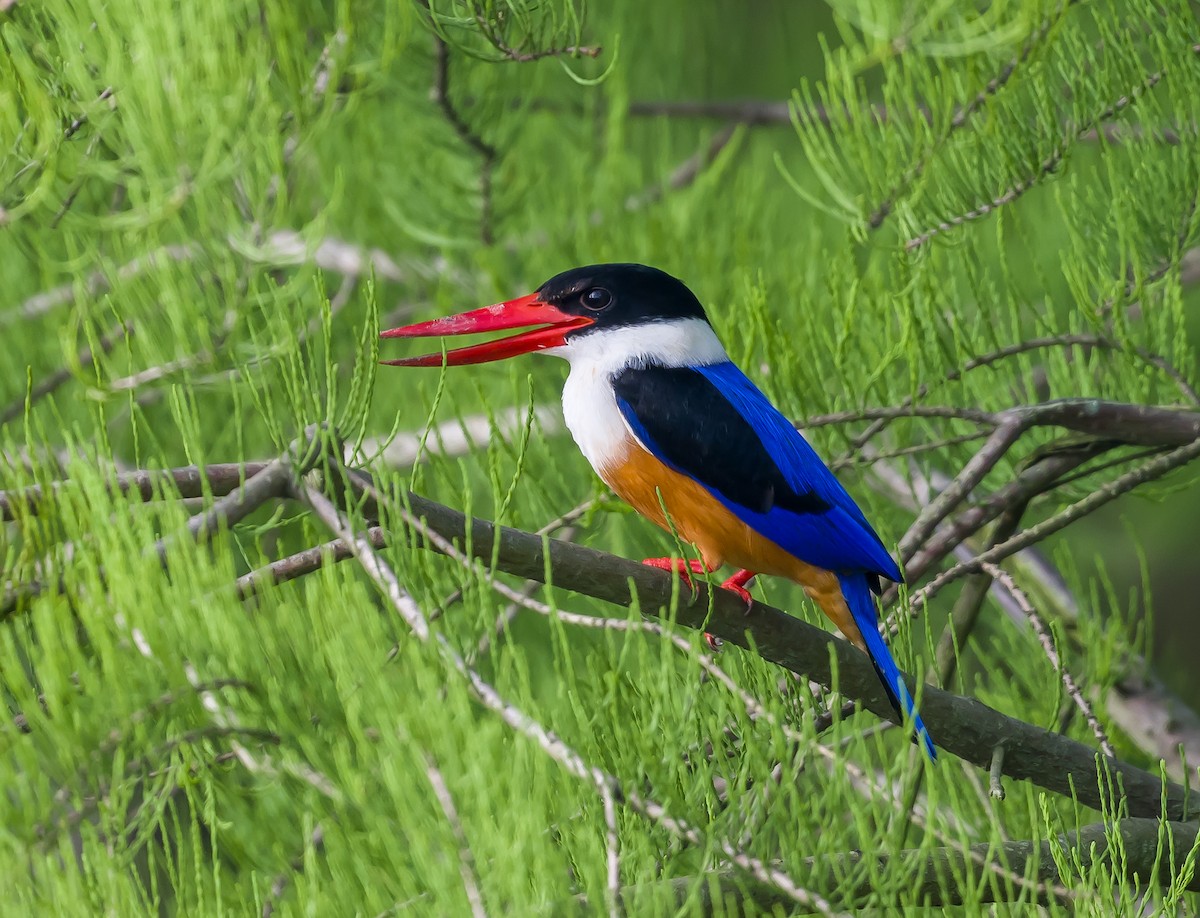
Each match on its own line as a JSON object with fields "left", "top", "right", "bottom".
{"left": 641, "top": 557, "right": 712, "bottom": 594}
{"left": 642, "top": 558, "right": 722, "bottom": 650}
{"left": 721, "top": 569, "right": 757, "bottom": 612}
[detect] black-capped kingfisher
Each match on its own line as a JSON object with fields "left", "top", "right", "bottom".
{"left": 381, "top": 263, "right": 935, "bottom": 760}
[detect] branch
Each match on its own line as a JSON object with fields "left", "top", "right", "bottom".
{"left": 234, "top": 526, "right": 387, "bottom": 600}
{"left": 897, "top": 451, "right": 1094, "bottom": 576}
{"left": 930, "top": 503, "right": 1027, "bottom": 686}
{"left": 914, "top": 434, "right": 1200, "bottom": 602}
{"left": 898, "top": 416, "right": 1028, "bottom": 559}
{"left": 833, "top": 333, "right": 1200, "bottom": 463}
{"left": 431, "top": 31, "right": 497, "bottom": 245}
{"left": 982, "top": 563, "right": 1114, "bottom": 757}
{"left": 424, "top": 759, "right": 487, "bottom": 918}
{"left": 5, "top": 230, "right": 403, "bottom": 326}
{"left": 905, "top": 53, "right": 1177, "bottom": 249}
{"left": 494, "top": 44, "right": 600, "bottom": 63}
{"left": 347, "top": 481, "right": 1189, "bottom": 820}
{"left": 621, "top": 124, "right": 739, "bottom": 213}
{"left": 1, "top": 462, "right": 270, "bottom": 522}
{"left": 2, "top": 458, "right": 290, "bottom": 615}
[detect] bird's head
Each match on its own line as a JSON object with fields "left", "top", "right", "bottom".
{"left": 381, "top": 263, "right": 715, "bottom": 368}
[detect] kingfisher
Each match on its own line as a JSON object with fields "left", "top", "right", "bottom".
{"left": 381, "top": 263, "right": 935, "bottom": 760}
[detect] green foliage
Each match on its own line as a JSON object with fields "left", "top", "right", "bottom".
{"left": 2, "top": 0, "right": 1199, "bottom": 914}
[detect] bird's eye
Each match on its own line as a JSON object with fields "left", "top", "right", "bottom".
{"left": 580, "top": 287, "right": 613, "bottom": 311}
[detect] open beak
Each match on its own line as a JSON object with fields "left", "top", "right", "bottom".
{"left": 379, "top": 293, "right": 593, "bottom": 367}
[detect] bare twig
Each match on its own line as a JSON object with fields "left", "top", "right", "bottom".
{"left": 601, "top": 784, "right": 621, "bottom": 918}
{"left": 5, "top": 230, "right": 403, "bottom": 327}
{"left": 2, "top": 458, "right": 291, "bottom": 616}
{"left": 432, "top": 33, "right": 497, "bottom": 245}
{"left": 353, "top": 407, "right": 561, "bottom": 469}
{"left": 235, "top": 527, "right": 388, "bottom": 600}
{"left": 980, "top": 564, "right": 1115, "bottom": 757}
{"left": 989, "top": 746, "right": 1007, "bottom": 800}
{"left": 897, "top": 451, "right": 1095, "bottom": 577}
{"left": 621, "top": 124, "right": 739, "bottom": 213}
{"left": 912, "top": 435, "right": 1200, "bottom": 604}
{"left": 149, "top": 458, "right": 292, "bottom": 564}
{"left": 898, "top": 417, "right": 1028, "bottom": 559}
{"left": 5, "top": 245, "right": 196, "bottom": 325}
{"left": 930, "top": 504, "right": 1027, "bottom": 687}
{"left": 0, "top": 462, "right": 270, "bottom": 522}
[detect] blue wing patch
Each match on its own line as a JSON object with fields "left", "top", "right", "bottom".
{"left": 613, "top": 361, "right": 901, "bottom": 583}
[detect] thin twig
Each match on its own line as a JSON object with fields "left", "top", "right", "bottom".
{"left": 621, "top": 124, "right": 739, "bottom": 212}
{"left": 930, "top": 503, "right": 1027, "bottom": 687}
{"left": 911, "top": 434, "right": 1200, "bottom": 604}
{"left": 5, "top": 245, "right": 196, "bottom": 325}
{"left": 2, "top": 456, "right": 292, "bottom": 617}
{"left": 432, "top": 32, "right": 497, "bottom": 245}
{"left": 495, "top": 44, "right": 601, "bottom": 63}
{"left": 898, "top": 417, "right": 1028, "bottom": 559}
{"left": 149, "top": 457, "right": 293, "bottom": 566}
{"left": 896, "top": 451, "right": 1094, "bottom": 577}
{"left": 0, "top": 461, "right": 270, "bottom": 522}
{"left": 980, "top": 564, "right": 1115, "bottom": 757}
{"left": 601, "top": 784, "right": 621, "bottom": 918}
{"left": 989, "top": 746, "right": 1006, "bottom": 800}
{"left": 235, "top": 527, "right": 387, "bottom": 600}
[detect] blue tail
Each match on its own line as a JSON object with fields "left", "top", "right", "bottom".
{"left": 838, "top": 573, "right": 937, "bottom": 761}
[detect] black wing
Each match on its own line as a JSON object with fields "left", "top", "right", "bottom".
{"left": 611, "top": 365, "right": 830, "bottom": 516}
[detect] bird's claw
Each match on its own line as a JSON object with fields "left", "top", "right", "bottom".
{"left": 641, "top": 557, "right": 709, "bottom": 596}
{"left": 721, "top": 569, "right": 757, "bottom": 614}
{"left": 641, "top": 558, "right": 736, "bottom": 652}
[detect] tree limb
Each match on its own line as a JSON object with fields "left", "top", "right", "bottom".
{"left": 345, "top": 478, "right": 1189, "bottom": 821}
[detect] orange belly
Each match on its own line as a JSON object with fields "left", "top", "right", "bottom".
{"left": 599, "top": 442, "right": 865, "bottom": 649}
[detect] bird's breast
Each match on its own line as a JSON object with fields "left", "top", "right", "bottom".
{"left": 561, "top": 365, "right": 639, "bottom": 477}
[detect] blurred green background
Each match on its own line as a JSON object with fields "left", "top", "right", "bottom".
{"left": 3, "top": 0, "right": 1199, "bottom": 912}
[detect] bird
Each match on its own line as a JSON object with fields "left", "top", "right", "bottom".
{"left": 380, "top": 263, "right": 936, "bottom": 760}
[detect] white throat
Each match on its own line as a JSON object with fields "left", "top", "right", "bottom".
{"left": 548, "top": 318, "right": 728, "bottom": 474}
